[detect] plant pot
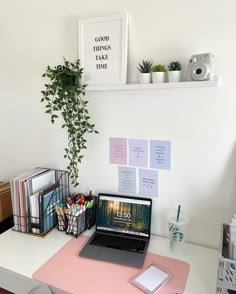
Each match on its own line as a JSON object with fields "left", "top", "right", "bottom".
{"left": 152, "top": 72, "right": 165, "bottom": 83}
{"left": 138, "top": 73, "right": 151, "bottom": 84}
{"left": 168, "top": 70, "right": 181, "bottom": 82}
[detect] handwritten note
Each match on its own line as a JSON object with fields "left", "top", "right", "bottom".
{"left": 150, "top": 140, "right": 171, "bottom": 170}
{"left": 129, "top": 139, "right": 148, "bottom": 167}
{"left": 139, "top": 169, "right": 158, "bottom": 197}
{"left": 118, "top": 166, "right": 136, "bottom": 194}
{"left": 109, "top": 137, "right": 127, "bottom": 165}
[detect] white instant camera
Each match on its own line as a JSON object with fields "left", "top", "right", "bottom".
{"left": 186, "top": 53, "right": 214, "bottom": 81}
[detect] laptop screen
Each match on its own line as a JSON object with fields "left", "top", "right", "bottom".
{"left": 96, "top": 194, "right": 152, "bottom": 237}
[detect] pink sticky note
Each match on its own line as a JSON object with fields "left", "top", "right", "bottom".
{"left": 109, "top": 137, "right": 127, "bottom": 165}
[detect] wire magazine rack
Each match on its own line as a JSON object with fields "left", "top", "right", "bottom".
{"left": 12, "top": 169, "right": 69, "bottom": 237}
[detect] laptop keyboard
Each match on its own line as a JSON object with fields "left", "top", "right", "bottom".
{"left": 90, "top": 234, "right": 146, "bottom": 253}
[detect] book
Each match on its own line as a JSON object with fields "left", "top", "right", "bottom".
{"left": 29, "top": 182, "right": 60, "bottom": 234}
{"left": 28, "top": 169, "right": 56, "bottom": 195}
{"left": 40, "top": 185, "right": 61, "bottom": 234}
{"left": 29, "top": 192, "right": 40, "bottom": 234}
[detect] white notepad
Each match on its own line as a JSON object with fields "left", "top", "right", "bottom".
{"left": 131, "top": 264, "right": 173, "bottom": 293}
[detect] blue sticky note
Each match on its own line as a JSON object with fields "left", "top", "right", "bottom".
{"left": 139, "top": 169, "right": 158, "bottom": 197}
{"left": 150, "top": 140, "right": 171, "bottom": 170}
{"left": 118, "top": 166, "right": 136, "bottom": 194}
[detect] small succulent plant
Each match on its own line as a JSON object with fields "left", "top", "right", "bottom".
{"left": 152, "top": 64, "right": 166, "bottom": 72}
{"left": 137, "top": 59, "right": 153, "bottom": 73}
{"left": 168, "top": 61, "right": 182, "bottom": 71}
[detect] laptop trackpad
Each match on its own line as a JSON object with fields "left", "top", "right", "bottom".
{"left": 80, "top": 244, "right": 103, "bottom": 258}
{"left": 98, "top": 247, "right": 140, "bottom": 266}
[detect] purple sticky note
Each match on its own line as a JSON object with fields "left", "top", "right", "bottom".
{"left": 129, "top": 139, "right": 148, "bottom": 167}
{"left": 109, "top": 137, "right": 127, "bottom": 165}
{"left": 139, "top": 169, "right": 158, "bottom": 197}
{"left": 150, "top": 140, "right": 171, "bottom": 170}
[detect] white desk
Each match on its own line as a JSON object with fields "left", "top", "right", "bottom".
{"left": 0, "top": 229, "right": 219, "bottom": 294}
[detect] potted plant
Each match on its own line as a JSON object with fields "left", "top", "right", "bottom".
{"left": 168, "top": 61, "right": 182, "bottom": 82}
{"left": 152, "top": 64, "right": 166, "bottom": 83}
{"left": 40, "top": 58, "right": 98, "bottom": 187}
{"left": 137, "top": 59, "right": 153, "bottom": 84}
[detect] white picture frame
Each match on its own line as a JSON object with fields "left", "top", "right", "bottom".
{"left": 78, "top": 14, "right": 128, "bottom": 86}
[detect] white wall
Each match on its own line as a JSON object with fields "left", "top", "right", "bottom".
{"left": 1, "top": 0, "right": 236, "bottom": 248}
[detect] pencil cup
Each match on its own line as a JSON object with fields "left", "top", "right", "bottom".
{"left": 168, "top": 215, "right": 189, "bottom": 250}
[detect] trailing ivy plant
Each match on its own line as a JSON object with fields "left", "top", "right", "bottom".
{"left": 40, "top": 58, "right": 98, "bottom": 187}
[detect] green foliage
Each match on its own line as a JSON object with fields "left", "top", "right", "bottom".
{"left": 40, "top": 58, "right": 98, "bottom": 187}
{"left": 168, "top": 61, "right": 182, "bottom": 71}
{"left": 137, "top": 59, "right": 153, "bottom": 73}
{"left": 152, "top": 64, "right": 166, "bottom": 72}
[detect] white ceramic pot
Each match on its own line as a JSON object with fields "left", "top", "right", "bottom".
{"left": 168, "top": 70, "right": 181, "bottom": 82}
{"left": 152, "top": 72, "right": 165, "bottom": 83}
{"left": 138, "top": 73, "right": 151, "bottom": 84}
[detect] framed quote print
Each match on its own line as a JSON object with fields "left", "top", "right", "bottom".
{"left": 78, "top": 14, "right": 128, "bottom": 85}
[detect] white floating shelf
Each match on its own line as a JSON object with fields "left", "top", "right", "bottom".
{"left": 87, "top": 75, "right": 220, "bottom": 92}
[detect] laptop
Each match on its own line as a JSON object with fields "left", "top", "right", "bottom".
{"left": 79, "top": 193, "right": 152, "bottom": 268}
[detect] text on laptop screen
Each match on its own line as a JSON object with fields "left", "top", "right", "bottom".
{"left": 97, "top": 195, "right": 152, "bottom": 237}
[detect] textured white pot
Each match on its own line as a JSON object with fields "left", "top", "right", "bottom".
{"left": 168, "top": 70, "right": 181, "bottom": 82}
{"left": 152, "top": 72, "right": 165, "bottom": 83}
{"left": 138, "top": 73, "right": 151, "bottom": 84}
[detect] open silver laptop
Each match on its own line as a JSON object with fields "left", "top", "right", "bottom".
{"left": 79, "top": 193, "right": 152, "bottom": 268}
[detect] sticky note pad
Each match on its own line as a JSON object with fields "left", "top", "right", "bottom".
{"left": 131, "top": 264, "right": 173, "bottom": 293}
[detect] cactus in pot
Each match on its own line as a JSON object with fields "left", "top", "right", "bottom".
{"left": 152, "top": 64, "right": 166, "bottom": 83}
{"left": 168, "top": 61, "right": 182, "bottom": 82}
{"left": 137, "top": 59, "right": 153, "bottom": 84}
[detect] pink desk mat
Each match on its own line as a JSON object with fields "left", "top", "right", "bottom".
{"left": 33, "top": 235, "right": 190, "bottom": 294}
